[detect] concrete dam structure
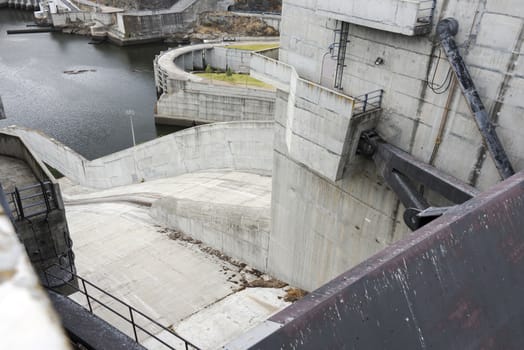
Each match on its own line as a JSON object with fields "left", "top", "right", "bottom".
{"left": 37, "top": 0, "right": 236, "bottom": 45}
{"left": 154, "top": 43, "right": 277, "bottom": 126}
{"left": 3, "top": 0, "right": 524, "bottom": 348}
{"left": 2, "top": 0, "right": 41, "bottom": 10}
{"left": 250, "top": 0, "right": 524, "bottom": 292}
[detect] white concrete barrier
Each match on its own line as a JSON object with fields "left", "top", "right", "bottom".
{"left": 4, "top": 121, "right": 274, "bottom": 189}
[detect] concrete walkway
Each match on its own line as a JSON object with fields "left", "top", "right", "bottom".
{"left": 61, "top": 171, "right": 286, "bottom": 349}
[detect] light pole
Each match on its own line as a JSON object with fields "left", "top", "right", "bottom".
{"left": 125, "top": 109, "right": 136, "bottom": 147}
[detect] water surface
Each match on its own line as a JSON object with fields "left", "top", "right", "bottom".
{"left": 0, "top": 9, "right": 180, "bottom": 159}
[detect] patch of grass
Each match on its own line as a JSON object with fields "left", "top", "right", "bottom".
{"left": 226, "top": 43, "right": 279, "bottom": 51}
{"left": 194, "top": 72, "right": 273, "bottom": 89}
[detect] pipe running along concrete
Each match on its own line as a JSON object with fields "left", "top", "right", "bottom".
{"left": 436, "top": 18, "right": 515, "bottom": 180}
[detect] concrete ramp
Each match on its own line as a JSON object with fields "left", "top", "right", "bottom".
{"left": 228, "top": 171, "right": 524, "bottom": 349}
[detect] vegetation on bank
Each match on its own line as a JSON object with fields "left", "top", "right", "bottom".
{"left": 194, "top": 71, "right": 273, "bottom": 89}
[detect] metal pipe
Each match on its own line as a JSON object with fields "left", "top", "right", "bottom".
{"left": 436, "top": 18, "right": 515, "bottom": 179}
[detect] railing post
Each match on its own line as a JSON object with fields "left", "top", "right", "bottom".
{"left": 40, "top": 181, "right": 51, "bottom": 213}
{"left": 14, "top": 187, "right": 24, "bottom": 220}
{"left": 82, "top": 279, "right": 93, "bottom": 313}
{"left": 129, "top": 307, "right": 138, "bottom": 342}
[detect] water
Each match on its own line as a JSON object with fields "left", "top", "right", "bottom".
{"left": 0, "top": 9, "right": 181, "bottom": 160}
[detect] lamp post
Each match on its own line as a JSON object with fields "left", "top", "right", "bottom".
{"left": 125, "top": 109, "right": 136, "bottom": 147}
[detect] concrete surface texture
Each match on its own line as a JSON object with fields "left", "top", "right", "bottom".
{"left": 156, "top": 81, "right": 276, "bottom": 125}
{"left": 315, "top": 0, "right": 432, "bottom": 36}
{"left": 60, "top": 171, "right": 290, "bottom": 349}
{"left": 260, "top": 0, "right": 524, "bottom": 292}
{"left": 110, "top": 0, "right": 234, "bottom": 44}
{"left": 61, "top": 170, "right": 272, "bottom": 274}
{"left": 230, "top": 170, "right": 524, "bottom": 350}
{"left": 0, "top": 155, "right": 37, "bottom": 192}
{"left": 154, "top": 43, "right": 276, "bottom": 125}
{"left": 4, "top": 121, "right": 274, "bottom": 189}
{"left": 250, "top": 53, "right": 379, "bottom": 182}
{"left": 0, "top": 209, "right": 70, "bottom": 349}
{"left": 0, "top": 133, "right": 76, "bottom": 290}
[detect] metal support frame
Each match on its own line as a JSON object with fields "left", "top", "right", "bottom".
{"left": 437, "top": 18, "right": 515, "bottom": 179}
{"left": 358, "top": 130, "right": 480, "bottom": 230}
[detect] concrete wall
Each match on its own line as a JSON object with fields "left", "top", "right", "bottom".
{"left": 5, "top": 121, "right": 274, "bottom": 189}
{"left": 106, "top": 0, "right": 178, "bottom": 10}
{"left": 154, "top": 43, "right": 277, "bottom": 125}
{"left": 315, "top": 0, "right": 428, "bottom": 36}
{"left": 156, "top": 81, "right": 275, "bottom": 125}
{"left": 263, "top": 0, "right": 524, "bottom": 291}
{"left": 250, "top": 53, "right": 378, "bottom": 183}
{"left": 110, "top": 0, "right": 234, "bottom": 43}
{"left": 50, "top": 11, "right": 113, "bottom": 27}
{"left": 151, "top": 197, "right": 270, "bottom": 272}
{"left": 0, "top": 133, "right": 75, "bottom": 289}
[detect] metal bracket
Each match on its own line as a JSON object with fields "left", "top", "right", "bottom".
{"left": 358, "top": 130, "right": 480, "bottom": 230}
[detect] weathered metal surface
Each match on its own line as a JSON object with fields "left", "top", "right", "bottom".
{"left": 358, "top": 130, "right": 480, "bottom": 230}
{"left": 242, "top": 171, "right": 524, "bottom": 349}
{"left": 437, "top": 18, "right": 514, "bottom": 179}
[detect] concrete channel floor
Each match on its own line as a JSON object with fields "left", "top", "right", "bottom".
{"left": 60, "top": 171, "right": 289, "bottom": 349}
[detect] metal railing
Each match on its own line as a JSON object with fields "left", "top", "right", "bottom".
{"left": 417, "top": 0, "right": 436, "bottom": 25}
{"left": 7, "top": 181, "right": 56, "bottom": 221}
{"left": 353, "top": 89, "right": 384, "bottom": 115}
{"left": 44, "top": 264, "right": 200, "bottom": 350}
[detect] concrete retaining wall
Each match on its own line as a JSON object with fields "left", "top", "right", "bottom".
{"left": 4, "top": 121, "right": 274, "bottom": 189}
{"left": 151, "top": 197, "right": 270, "bottom": 272}
{"left": 156, "top": 81, "right": 275, "bottom": 125}
{"left": 109, "top": 0, "right": 234, "bottom": 44}
{"left": 50, "top": 12, "right": 113, "bottom": 27}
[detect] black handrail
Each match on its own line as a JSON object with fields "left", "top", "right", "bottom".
{"left": 353, "top": 89, "right": 384, "bottom": 114}
{"left": 44, "top": 264, "right": 200, "bottom": 350}
{"left": 7, "top": 181, "right": 56, "bottom": 221}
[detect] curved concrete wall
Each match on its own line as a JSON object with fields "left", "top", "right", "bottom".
{"left": 156, "top": 81, "right": 275, "bottom": 125}
{"left": 154, "top": 43, "right": 276, "bottom": 125}
{"left": 5, "top": 121, "right": 274, "bottom": 189}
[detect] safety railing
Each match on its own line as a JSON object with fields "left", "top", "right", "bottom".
{"left": 44, "top": 264, "right": 200, "bottom": 350}
{"left": 353, "top": 89, "right": 384, "bottom": 115}
{"left": 7, "top": 181, "right": 56, "bottom": 221}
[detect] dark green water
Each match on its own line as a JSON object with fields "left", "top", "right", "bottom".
{"left": 0, "top": 8, "right": 181, "bottom": 160}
